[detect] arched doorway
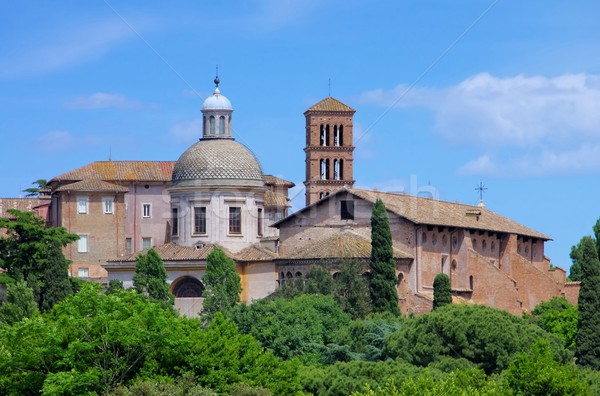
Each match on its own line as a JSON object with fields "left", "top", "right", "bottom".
{"left": 171, "top": 276, "right": 204, "bottom": 298}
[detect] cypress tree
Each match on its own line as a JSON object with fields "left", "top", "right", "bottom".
{"left": 133, "top": 248, "right": 172, "bottom": 305}
{"left": 433, "top": 273, "right": 452, "bottom": 309}
{"left": 570, "top": 217, "right": 600, "bottom": 281}
{"left": 202, "top": 247, "right": 242, "bottom": 317}
{"left": 574, "top": 236, "right": 600, "bottom": 369}
{"left": 39, "top": 239, "right": 72, "bottom": 312}
{"left": 369, "top": 199, "right": 401, "bottom": 315}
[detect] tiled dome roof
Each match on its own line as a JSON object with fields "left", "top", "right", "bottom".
{"left": 172, "top": 138, "right": 264, "bottom": 188}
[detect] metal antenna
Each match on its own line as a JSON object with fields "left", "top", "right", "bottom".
{"left": 475, "top": 181, "right": 488, "bottom": 203}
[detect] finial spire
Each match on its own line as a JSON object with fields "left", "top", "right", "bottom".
{"left": 475, "top": 181, "right": 487, "bottom": 207}
{"left": 214, "top": 64, "right": 220, "bottom": 88}
{"left": 328, "top": 78, "right": 331, "bottom": 97}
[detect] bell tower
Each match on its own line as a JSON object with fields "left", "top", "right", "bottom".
{"left": 304, "top": 97, "right": 355, "bottom": 206}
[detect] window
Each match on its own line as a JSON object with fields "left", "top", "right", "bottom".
{"left": 142, "top": 203, "right": 151, "bottom": 218}
{"left": 219, "top": 116, "right": 225, "bottom": 134}
{"left": 341, "top": 200, "right": 354, "bottom": 220}
{"left": 472, "top": 239, "right": 478, "bottom": 250}
{"left": 421, "top": 232, "right": 427, "bottom": 244}
{"left": 171, "top": 207, "right": 179, "bottom": 236}
{"left": 77, "top": 197, "right": 88, "bottom": 214}
{"left": 274, "top": 210, "right": 284, "bottom": 221}
{"left": 142, "top": 237, "right": 152, "bottom": 250}
{"left": 333, "top": 125, "right": 340, "bottom": 146}
{"left": 77, "top": 234, "right": 88, "bottom": 253}
{"left": 103, "top": 197, "right": 114, "bottom": 214}
{"left": 194, "top": 206, "right": 207, "bottom": 234}
{"left": 126, "top": 237, "right": 132, "bottom": 254}
{"left": 77, "top": 267, "right": 89, "bottom": 278}
{"left": 482, "top": 240, "right": 487, "bottom": 253}
{"left": 257, "top": 208, "right": 263, "bottom": 236}
{"left": 229, "top": 207, "right": 241, "bottom": 234}
{"left": 210, "top": 116, "right": 215, "bottom": 135}
{"left": 333, "top": 159, "right": 340, "bottom": 180}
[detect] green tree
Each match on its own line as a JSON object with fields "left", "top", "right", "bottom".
{"left": 570, "top": 219, "right": 600, "bottom": 281}
{"left": 230, "top": 294, "right": 350, "bottom": 363}
{"left": 574, "top": 236, "right": 600, "bottom": 369}
{"left": 304, "top": 265, "right": 334, "bottom": 295}
{"left": 106, "top": 279, "right": 124, "bottom": 295}
{"left": 22, "top": 179, "right": 49, "bottom": 198}
{"left": 132, "top": 248, "right": 172, "bottom": 305}
{"left": 385, "top": 304, "right": 568, "bottom": 374}
{"left": 369, "top": 199, "right": 400, "bottom": 315}
{"left": 528, "top": 297, "right": 578, "bottom": 350}
{"left": 39, "top": 239, "right": 72, "bottom": 312}
{"left": 432, "top": 273, "right": 452, "bottom": 310}
{"left": 202, "top": 247, "right": 242, "bottom": 317}
{"left": 0, "top": 209, "right": 78, "bottom": 309}
{"left": 504, "top": 339, "right": 591, "bottom": 395}
{"left": 0, "top": 280, "right": 38, "bottom": 325}
{"left": 334, "top": 260, "right": 372, "bottom": 319}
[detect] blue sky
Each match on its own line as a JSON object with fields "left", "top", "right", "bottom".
{"left": 1, "top": 1, "right": 599, "bottom": 271}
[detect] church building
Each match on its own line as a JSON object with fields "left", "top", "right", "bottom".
{"left": 39, "top": 77, "right": 578, "bottom": 316}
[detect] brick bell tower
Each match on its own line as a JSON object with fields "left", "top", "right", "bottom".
{"left": 304, "top": 97, "right": 356, "bottom": 206}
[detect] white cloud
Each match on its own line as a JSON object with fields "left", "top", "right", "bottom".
{"left": 169, "top": 119, "right": 202, "bottom": 143}
{"left": 359, "top": 72, "right": 600, "bottom": 176}
{"left": 36, "top": 130, "right": 76, "bottom": 153}
{"left": 64, "top": 93, "right": 143, "bottom": 110}
{"left": 0, "top": 18, "right": 141, "bottom": 79}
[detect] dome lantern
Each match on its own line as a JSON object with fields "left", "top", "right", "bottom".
{"left": 201, "top": 75, "right": 233, "bottom": 139}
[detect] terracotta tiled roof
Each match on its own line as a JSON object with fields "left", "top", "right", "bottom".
{"left": 51, "top": 161, "right": 176, "bottom": 183}
{"left": 108, "top": 243, "right": 235, "bottom": 262}
{"left": 54, "top": 180, "right": 129, "bottom": 193}
{"left": 263, "top": 175, "right": 295, "bottom": 187}
{"left": 283, "top": 231, "right": 412, "bottom": 260}
{"left": 264, "top": 191, "right": 290, "bottom": 208}
{"left": 305, "top": 97, "right": 355, "bottom": 113}
{"left": 349, "top": 188, "right": 550, "bottom": 240}
{"left": 235, "top": 244, "right": 278, "bottom": 261}
{"left": 0, "top": 198, "right": 42, "bottom": 218}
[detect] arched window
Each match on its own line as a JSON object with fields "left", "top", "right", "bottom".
{"left": 339, "top": 159, "right": 344, "bottom": 179}
{"left": 171, "top": 276, "right": 204, "bottom": 298}
{"left": 333, "top": 159, "right": 340, "bottom": 180}
{"left": 320, "top": 125, "right": 326, "bottom": 146}
{"left": 482, "top": 240, "right": 487, "bottom": 253}
{"left": 319, "top": 191, "right": 326, "bottom": 199}
{"left": 333, "top": 125, "right": 340, "bottom": 146}
{"left": 472, "top": 239, "right": 478, "bottom": 250}
{"left": 219, "top": 116, "right": 225, "bottom": 134}
{"left": 469, "top": 275, "right": 474, "bottom": 290}
{"left": 339, "top": 125, "right": 344, "bottom": 146}
{"left": 320, "top": 159, "right": 326, "bottom": 180}
{"left": 491, "top": 241, "right": 496, "bottom": 252}
{"left": 325, "top": 125, "right": 330, "bottom": 146}
{"left": 209, "top": 116, "right": 215, "bottom": 135}
{"left": 442, "top": 234, "right": 448, "bottom": 247}
{"left": 325, "top": 159, "right": 330, "bottom": 180}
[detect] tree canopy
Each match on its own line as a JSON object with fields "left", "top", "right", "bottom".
{"left": 202, "top": 247, "right": 242, "bottom": 317}
{"left": 132, "top": 248, "right": 172, "bottom": 305}
{"left": 369, "top": 199, "right": 400, "bottom": 315}
{"left": 432, "top": 273, "right": 452, "bottom": 310}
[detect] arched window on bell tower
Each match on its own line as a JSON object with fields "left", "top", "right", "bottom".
{"left": 339, "top": 159, "right": 344, "bottom": 179}
{"left": 333, "top": 159, "right": 340, "bottom": 180}
{"left": 334, "top": 126, "right": 340, "bottom": 146}
{"left": 320, "top": 159, "right": 326, "bottom": 180}
{"left": 339, "top": 125, "right": 344, "bottom": 146}
{"left": 320, "top": 125, "right": 326, "bottom": 146}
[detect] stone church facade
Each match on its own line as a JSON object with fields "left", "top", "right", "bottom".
{"left": 23, "top": 77, "right": 578, "bottom": 316}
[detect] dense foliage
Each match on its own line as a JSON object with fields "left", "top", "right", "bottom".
{"left": 570, "top": 218, "right": 600, "bottom": 281}
{"left": 385, "top": 304, "right": 569, "bottom": 374}
{"left": 132, "top": 248, "right": 172, "bottom": 305}
{"left": 432, "top": 273, "right": 452, "bottom": 310}
{"left": 369, "top": 199, "right": 400, "bottom": 315}
{"left": 527, "top": 296, "right": 578, "bottom": 349}
{"left": 0, "top": 209, "right": 78, "bottom": 310}
{"left": 575, "top": 235, "right": 600, "bottom": 369}
{"left": 202, "top": 247, "right": 242, "bottom": 317}
{"left": 0, "top": 284, "right": 301, "bottom": 395}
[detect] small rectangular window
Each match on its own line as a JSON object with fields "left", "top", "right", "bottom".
{"left": 142, "top": 237, "right": 152, "bottom": 250}
{"left": 274, "top": 210, "right": 284, "bottom": 221}
{"left": 229, "top": 207, "right": 241, "bottom": 234}
{"left": 257, "top": 208, "right": 263, "bottom": 236}
{"left": 77, "top": 197, "right": 88, "bottom": 214}
{"left": 194, "top": 206, "right": 207, "bottom": 234}
{"left": 78, "top": 234, "right": 88, "bottom": 253}
{"left": 142, "top": 203, "right": 151, "bottom": 218}
{"left": 125, "top": 237, "right": 132, "bottom": 254}
{"left": 172, "top": 207, "right": 179, "bottom": 236}
{"left": 341, "top": 200, "right": 354, "bottom": 220}
{"left": 103, "top": 197, "right": 114, "bottom": 214}
{"left": 78, "top": 267, "right": 89, "bottom": 278}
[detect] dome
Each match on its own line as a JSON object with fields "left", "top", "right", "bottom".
{"left": 172, "top": 138, "right": 264, "bottom": 188}
{"left": 202, "top": 88, "right": 232, "bottom": 111}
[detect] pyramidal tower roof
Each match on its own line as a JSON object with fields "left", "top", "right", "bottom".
{"left": 305, "top": 97, "right": 355, "bottom": 113}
